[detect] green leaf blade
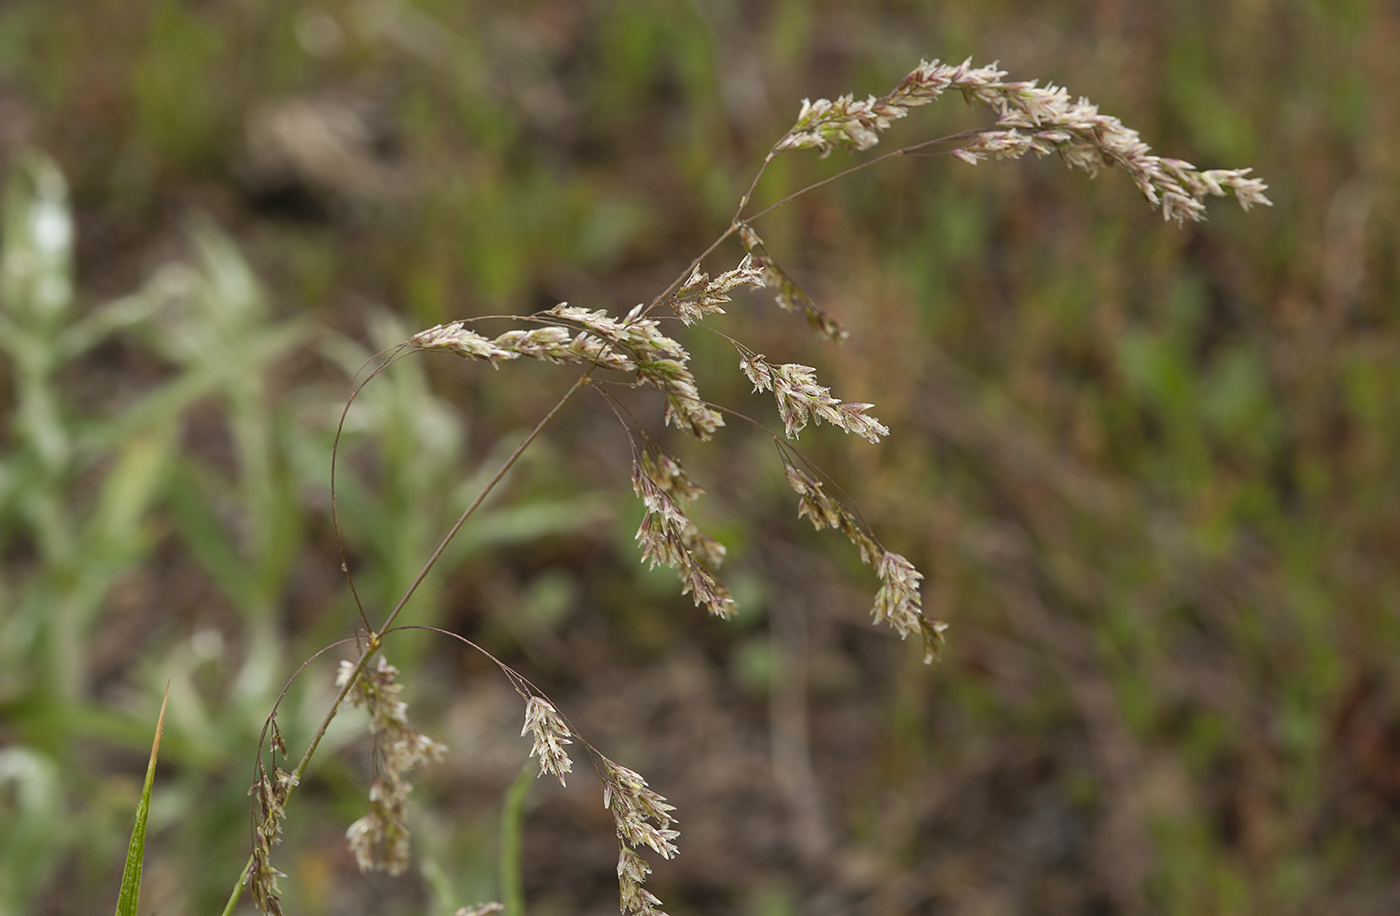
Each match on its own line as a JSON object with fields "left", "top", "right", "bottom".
{"left": 114, "top": 685, "right": 170, "bottom": 916}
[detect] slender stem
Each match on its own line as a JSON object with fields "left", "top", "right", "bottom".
{"left": 742, "top": 129, "right": 984, "bottom": 224}
{"left": 642, "top": 146, "right": 781, "bottom": 317}
{"left": 218, "top": 857, "right": 252, "bottom": 916}
{"left": 734, "top": 150, "right": 778, "bottom": 218}
{"left": 374, "top": 372, "right": 592, "bottom": 636}
{"left": 644, "top": 130, "right": 982, "bottom": 318}
{"left": 642, "top": 227, "right": 740, "bottom": 316}
{"left": 331, "top": 347, "right": 411, "bottom": 633}
{"left": 218, "top": 634, "right": 379, "bottom": 916}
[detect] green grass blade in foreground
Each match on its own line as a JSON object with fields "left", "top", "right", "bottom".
{"left": 500, "top": 761, "right": 534, "bottom": 916}
{"left": 114, "top": 685, "right": 170, "bottom": 916}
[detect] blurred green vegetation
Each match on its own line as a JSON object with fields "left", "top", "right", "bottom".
{"left": 1, "top": 1, "right": 1397, "bottom": 915}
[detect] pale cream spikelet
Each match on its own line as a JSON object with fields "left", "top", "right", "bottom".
{"left": 521, "top": 696, "right": 574, "bottom": 786}
{"left": 740, "top": 353, "right": 889, "bottom": 443}
{"left": 600, "top": 757, "right": 680, "bottom": 860}
{"left": 617, "top": 846, "right": 669, "bottom": 916}
{"left": 783, "top": 463, "right": 880, "bottom": 565}
{"left": 667, "top": 253, "right": 765, "bottom": 326}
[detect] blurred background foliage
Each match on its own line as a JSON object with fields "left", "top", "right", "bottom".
{"left": 0, "top": 1, "right": 1396, "bottom": 915}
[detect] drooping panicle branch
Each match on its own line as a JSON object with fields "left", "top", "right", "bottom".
{"left": 783, "top": 462, "right": 947, "bottom": 663}
{"left": 741, "top": 353, "right": 889, "bottom": 443}
{"left": 600, "top": 756, "right": 679, "bottom": 916}
{"left": 338, "top": 657, "right": 447, "bottom": 876}
{"left": 632, "top": 446, "right": 734, "bottom": 619}
{"left": 247, "top": 723, "right": 296, "bottom": 916}
{"left": 738, "top": 224, "right": 849, "bottom": 343}
{"left": 774, "top": 57, "right": 1271, "bottom": 224}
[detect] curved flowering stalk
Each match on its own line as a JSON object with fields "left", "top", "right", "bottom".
{"left": 773, "top": 57, "right": 1271, "bottom": 225}
{"left": 413, "top": 305, "right": 733, "bottom": 441}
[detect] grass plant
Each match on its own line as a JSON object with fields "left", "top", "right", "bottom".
{"left": 191, "top": 58, "right": 1265, "bottom": 916}
{"left": 8, "top": 5, "right": 1395, "bottom": 913}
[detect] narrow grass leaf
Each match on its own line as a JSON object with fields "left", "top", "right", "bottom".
{"left": 114, "top": 684, "right": 170, "bottom": 916}
{"left": 500, "top": 761, "right": 534, "bottom": 916}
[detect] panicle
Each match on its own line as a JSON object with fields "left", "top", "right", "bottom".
{"left": 774, "top": 57, "right": 1270, "bottom": 224}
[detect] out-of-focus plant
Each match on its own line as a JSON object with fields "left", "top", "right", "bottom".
{"left": 0, "top": 154, "right": 172, "bottom": 713}
{"left": 0, "top": 151, "right": 606, "bottom": 915}
{"left": 0, "top": 154, "right": 312, "bottom": 915}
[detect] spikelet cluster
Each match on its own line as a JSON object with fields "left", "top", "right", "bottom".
{"left": 776, "top": 57, "right": 1271, "bottom": 224}
{"left": 741, "top": 353, "right": 889, "bottom": 443}
{"left": 667, "top": 254, "right": 765, "bottom": 326}
{"left": 521, "top": 696, "right": 574, "bottom": 786}
{"left": 600, "top": 757, "right": 679, "bottom": 916}
{"left": 338, "top": 657, "right": 447, "bottom": 875}
{"left": 411, "top": 320, "right": 636, "bottom": 372}
{"left": 551, "top": 303, "right": 725, "bottom": 440}
{"left": 632, "top": 447, "right": 734, "bottom": 618}
{"left": 247, "top": 723, "right": 297, "bottom": 916}
{"left": 784, "top": 463, "right": 948, "bottom": 663}
{"left": 413, "top": 304, "right": 727, "bottom": 439}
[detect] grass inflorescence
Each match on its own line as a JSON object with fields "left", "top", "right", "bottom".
{"left": 224, "top": 57, "right": 1265, "bottom": 916}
